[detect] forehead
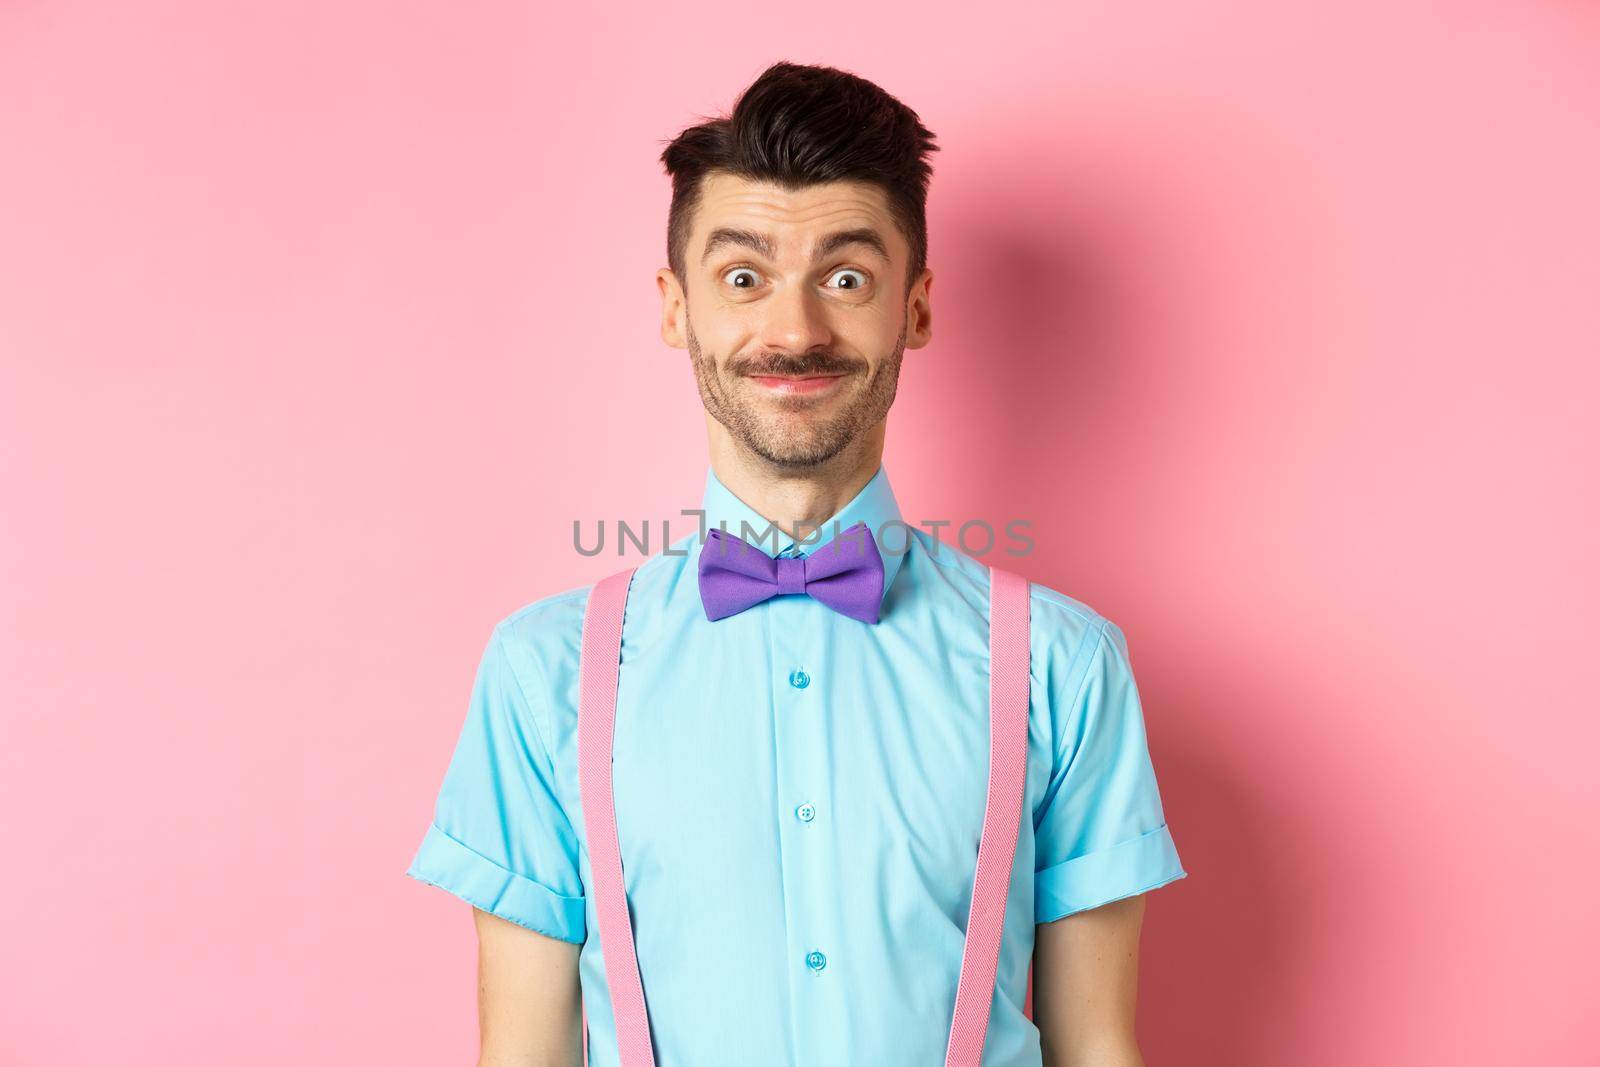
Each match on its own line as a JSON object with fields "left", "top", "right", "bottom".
{"left": 690, "top": 172, "right": 901, "bottom": 255}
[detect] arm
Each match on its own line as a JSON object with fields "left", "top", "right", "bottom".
{"left": 1033, "top": 892, "right": 1147, "bottom": 1067}
{"left": 472, "top": 906, "right": 583, "bottom": 1067}
{"left": 403, "top": 621, "right": 591, "bottom": 1063}
{"left": 1031, "top": 616, "right": 1185, "bottom": 1063}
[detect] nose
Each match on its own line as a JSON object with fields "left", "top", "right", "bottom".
{"left": 758, "top": 281, "right": 833, "bottom": 356}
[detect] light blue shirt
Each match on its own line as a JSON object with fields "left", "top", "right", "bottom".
{"left": 406, "top": 464, "right": 1185, "bottom": 1065}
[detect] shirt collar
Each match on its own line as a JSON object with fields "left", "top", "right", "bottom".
{"left": 696, "top": 462, "right": 908, "bottom": 604}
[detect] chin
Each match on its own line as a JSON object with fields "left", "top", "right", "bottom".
{"left": 753, "top": 431, "right": 851, "bottom": 468}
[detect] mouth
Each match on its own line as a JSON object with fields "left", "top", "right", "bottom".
{"left": 745, "top": 372, "right": 850, "bottom": 396}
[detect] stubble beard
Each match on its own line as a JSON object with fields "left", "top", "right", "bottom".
{"left": 686, "top": 315, "right": 906, "bottom": 470}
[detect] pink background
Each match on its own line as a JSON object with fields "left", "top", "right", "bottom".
{"left": 3, "top": 3, "right": 1596, "bottom": 1064}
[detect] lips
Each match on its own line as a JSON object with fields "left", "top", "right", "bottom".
{"left": 746, "top": 373, "right": 848, "bottom": 395}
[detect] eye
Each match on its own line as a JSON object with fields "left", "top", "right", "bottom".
{"left": 723, "top": 267, "right": 762, "bottom": 289}
{"left": 827, "top": 268, "right": 870, "bottom": 291}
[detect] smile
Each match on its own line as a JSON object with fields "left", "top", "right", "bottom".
{"left": 746, "top": 373, "right": 848, "bottom": 396}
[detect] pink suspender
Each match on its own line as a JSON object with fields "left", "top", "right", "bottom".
{"left": 578, "top": 567, "right": 647, "bottom": 1066}
{"left": 577, "top": 565, "right": 1032, "bottom": 1067}
{"left": 945, "top": 566, "right": 1032, "bottom": 1065}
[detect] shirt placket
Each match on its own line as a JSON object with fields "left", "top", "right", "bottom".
{"left": 765, "top": 554, "right": 845, "bottom": 1066}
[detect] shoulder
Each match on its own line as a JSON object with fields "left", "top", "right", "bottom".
{"left": 487, "top": 546, "right": 686, "bottom": 686}
{"left": 1027, "top": 581, "right": 1114, "bottom": 661}
{"left": 907, "top": 526, "right": 1113, "bottom": 660}
{"left": 493, "top": 581, "right": 589, "bottom": 657}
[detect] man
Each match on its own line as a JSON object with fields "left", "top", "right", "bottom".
{"left": 406, "top": 61, "right": 1186, "bottom": 1066}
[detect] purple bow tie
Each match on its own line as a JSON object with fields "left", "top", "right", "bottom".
{"left": 698, "top": 521, "right": 885, "bottom": 624}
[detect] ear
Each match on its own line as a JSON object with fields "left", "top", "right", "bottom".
{"left": 904, "top": 267, "right": 933, "bottom": 349}
{"left": 657, "top": 268, "right": 687, "bottom": 349}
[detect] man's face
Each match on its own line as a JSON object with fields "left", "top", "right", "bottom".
{"left": 657, "top": 173, "right": 932, "bottom": 469}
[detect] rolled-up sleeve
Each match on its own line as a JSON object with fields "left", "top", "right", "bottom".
{"left": 405, "top": 624, "right": 586, "bottom": 944}
{"left": 1034, "top": 618, "right": 1186, "bottom": 922}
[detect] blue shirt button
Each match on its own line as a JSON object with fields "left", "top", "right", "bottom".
{"left": 796, "top": 802, "right": 816, "bottom": 823}
{"left": 806, "top": 950, "right": 827, "bottom": 972}
{"left": 789, "top": 669, "right": 810, "bottom": 689}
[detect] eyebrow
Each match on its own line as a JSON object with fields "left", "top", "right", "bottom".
{"left": 700, "top": 226, "right": 891, "bottom": 265}
{"left": 701, "top": 228, "right": 771, "bottom": 264}
{"left": 815, "top": 227, "right": 890, "bottom": 263}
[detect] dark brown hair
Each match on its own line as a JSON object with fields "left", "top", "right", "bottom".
{"left": 660, "top": 61, "right": 939, "bottom": 292}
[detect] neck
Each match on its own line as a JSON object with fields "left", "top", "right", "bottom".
{"left": 706, "top": 421, "right": 885, "bottom": 543}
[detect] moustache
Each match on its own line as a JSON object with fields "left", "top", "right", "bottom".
{"left": 733, "top": 354, "right": 862, "bottom": 377}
